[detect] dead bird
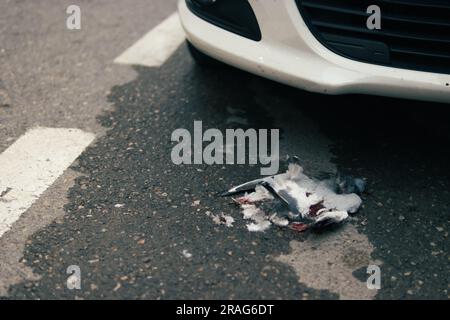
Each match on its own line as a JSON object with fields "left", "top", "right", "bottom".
{"left": 219, "top": 156, "right": 303, "bottom": 197}
{"left": 221, "top": 156, "right": 364, "bottom": 231}
{"left": 221, "top": 157, "right": 366, "bottom": 197}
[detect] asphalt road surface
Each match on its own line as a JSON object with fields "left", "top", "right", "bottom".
{"left": 0, "top": 0, "right": 449, "bottom": 300}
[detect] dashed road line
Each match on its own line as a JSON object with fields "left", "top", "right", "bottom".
{"left": 114, "top": 12, "right": 185, "bottom": 67}
{"left": 0, "top": 127, "right": 95, "bottom": 238}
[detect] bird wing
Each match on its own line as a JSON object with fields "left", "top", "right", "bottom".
{"left": 219, "top": 176, "right": 272, "bottom": 197}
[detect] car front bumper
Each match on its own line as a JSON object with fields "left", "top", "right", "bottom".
{"left": 178, "top": 0, "right": 450, "bottom": 104}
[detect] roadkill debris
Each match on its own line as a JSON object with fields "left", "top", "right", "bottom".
{"left": 182, "top": 249, "right": 193, "bottom": 259}
{"left": 206, "top": 211, "right": 235, "bottom": 227}
{"left": 220, "top": 156, "right": 365, "bottom": 233}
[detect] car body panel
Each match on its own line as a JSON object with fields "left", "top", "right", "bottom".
{"left": 178, "top": 0, "right": 450, "bottom": 104}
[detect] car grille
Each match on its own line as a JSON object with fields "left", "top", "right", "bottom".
{"left": 296, "top": 0, "right": 450, "bottom": 74}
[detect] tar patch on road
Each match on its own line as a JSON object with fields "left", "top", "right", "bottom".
{"left": 7, "top": 46, "right": 335, "bottom": 299}
{"left": 8, "top": 45, "right": 449, "bottom": 299}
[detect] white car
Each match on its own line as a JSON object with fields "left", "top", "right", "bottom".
{"left": 178, "top": 0, "right": 450, "bottom": 104}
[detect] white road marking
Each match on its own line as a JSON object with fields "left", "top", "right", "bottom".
{"left": 0, "top": 127, "right": 95, "bottom": 238}
{"left": 114, "top": 12, "right": 185, "bottom": 67}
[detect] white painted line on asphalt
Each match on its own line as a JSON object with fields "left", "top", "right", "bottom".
{"left": 0, "top": 127, "right": 95, "bottom": 238}
{"left": 114, "top": 12, "right": 185, "bottom": 67}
